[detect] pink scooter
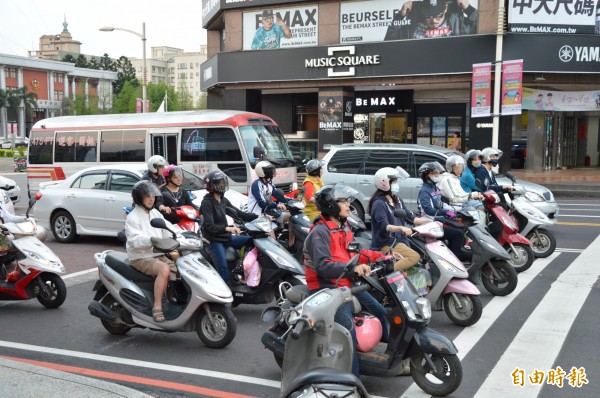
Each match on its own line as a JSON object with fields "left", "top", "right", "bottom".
{"left": 408, "top": 220, "right": 483, "bottom": 327}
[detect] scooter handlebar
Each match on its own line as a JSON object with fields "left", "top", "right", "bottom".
{"left": 291, "top": 320, "right": 307, "bottom": 340}
{"left": 350, "top": 284, "right": 370, "bottom": 295}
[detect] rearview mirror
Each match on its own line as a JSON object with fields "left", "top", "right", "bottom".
{"left": 505, "top": 171, "right": 517, "bottom": 183}
{"left": 348, "top": 241, "right": 361, "bottom": 253}
{"left": 253, "top": 145, "right": 263, "bottom": 159}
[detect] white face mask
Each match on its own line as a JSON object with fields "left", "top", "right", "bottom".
{"left": 471, "top": 161, "right": 482, "bottom": 168}
{"left": 391, "top": 183, "right": 400, "bottom": 194}
{"left": 430, "top": 176, "right": 440, "bottom": 183}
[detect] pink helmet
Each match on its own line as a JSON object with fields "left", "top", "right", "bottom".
{"left": 354, "top": 314, "right": 382, "bottom": 352}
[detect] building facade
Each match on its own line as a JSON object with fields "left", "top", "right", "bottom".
{"left": 0, "top": 54, "right": 117, "bottom": 139}
{"left": 200, "top": 0, "right": 600, "bottom": 170}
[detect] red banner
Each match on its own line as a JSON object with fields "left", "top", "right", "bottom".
{"left": 471, "top": 63, "right": 492, "bottom": 118}
{"left": 136, "top": 98, "right": 142, "bottom": 113}
{"left": 501, "top": 60, "right": 523, "bottom": 116}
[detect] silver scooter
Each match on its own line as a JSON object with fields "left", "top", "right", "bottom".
{"left": 505, "top": 172, "right": 557, "bottom": 258}
{"left": 88, "top": 218, "right": 236, "bottom": 348}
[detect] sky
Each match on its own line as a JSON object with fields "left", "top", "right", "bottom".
{"left": 0, "top": 0, "right": 208, "bottom": 59}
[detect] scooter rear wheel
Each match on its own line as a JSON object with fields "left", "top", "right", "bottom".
{"left": 196, "top": 304, "right": 237, "bottom": 348}
{"left": 481, "top": 260, "right": 518, "bottom": 296}
{"left": 442, "top": 293, "right": 482, "bottom": 327}
{"left": 527, "top": 228, "right": 556, "bottom": 258}
{"left": 410, "top": 353, "right": 462, "bottom": 396}
{"left": 35, "top": 273, "right": 67, "bottom": 309}
{"left": 506, "top": 243, "right": 535, "bottom": 273}
{"left": 100, "top": 294, "right": 132, "bottom": 335}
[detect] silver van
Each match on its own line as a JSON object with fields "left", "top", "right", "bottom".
{"left": 321, "top": 143, "right": 559, "bottom": 222}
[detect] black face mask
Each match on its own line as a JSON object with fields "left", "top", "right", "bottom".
{"left": 490, "top": 160, "right": 499, "bottom": 167}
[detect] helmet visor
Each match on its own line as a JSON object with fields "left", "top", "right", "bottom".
{"left": 332, "top": 184, "right": 358, "bottom": 203}
{"left": 393, "top": 166, "right": 410, "bottom": 181}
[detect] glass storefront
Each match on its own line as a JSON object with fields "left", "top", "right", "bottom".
{"left": 354, "top": 113, "right": 410, "bottom": 144}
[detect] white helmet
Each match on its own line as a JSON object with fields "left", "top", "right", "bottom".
{"left": 481, "top": 147, "right": 504, "bottom": 163}
{"left": 445, "top": 155, "right": 465, "bottom": 174}
{"left": 147, "top": 155, "right": 167, "bottom": 173}
{"left": 255, "top": 160, "right": 275, "bottom": 179}
{"left": 374, "top": 167, "right": 407, "bottom": 191}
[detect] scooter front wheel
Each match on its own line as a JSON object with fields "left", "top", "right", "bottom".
{"left": 442, "top": 293, "right": 482, "bottom": 327}
{"left": 527, "top": 228, "right": 556, "bottom": 258}
{"left": 481, "top": 260, "right": 518, "bottom": 296}
{"left": 410, "top": 353, "right": 462, "bottom": 396}
{"left": 506, "top": 243, "right": 535, "bottom": 273}
{"left": 196, "top": 304, "right": 237, "bottom": 348}
{"left": 35, "top": 273, "right": 67, "bottom": 309}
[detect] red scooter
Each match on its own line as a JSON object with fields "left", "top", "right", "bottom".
{"left": 481, "top": 191, "right": 535, "bottom": 272}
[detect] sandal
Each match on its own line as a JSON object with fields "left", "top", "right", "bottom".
{"left": 152, "top": 308, "right": 165, "bottom": 322}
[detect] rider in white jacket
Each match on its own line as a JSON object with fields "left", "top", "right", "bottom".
{"left": 438, "top": 155, "right": 484, "bottom": 210}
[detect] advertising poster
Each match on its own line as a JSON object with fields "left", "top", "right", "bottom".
{"left": 318, "top": 95, "right": 343, "bottom": 151}
{"left": 431, "top": 117, "right": 446, "bottom": 148}
{"left": 243, "top": 6, "right": 318, "bottom": 50}
{"left": 522, "top": 88, "right": 600, "bottom": 112}
{"left": 340, "top": 0, "right": 479, "bottom": 44}
{"left": 508, "top": 0, "right": 599, "bottom": 34}
{"left": 471, "top": 62, "right": 492, "bottom": 118}
{"left": 501, "top": 59, "right": 523, "bottom": 116}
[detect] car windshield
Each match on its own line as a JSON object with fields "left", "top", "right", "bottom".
{"left": 239, "top": 125, "right": 295, "bottom": 167}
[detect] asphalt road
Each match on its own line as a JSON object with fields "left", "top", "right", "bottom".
{"left": 1, "top": 169, "right": 599, "bottom": 397}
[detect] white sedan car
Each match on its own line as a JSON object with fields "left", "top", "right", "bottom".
{"left": 0, "top": 175, "right": 21, "bottom": 203}
{"left": 35, "top": 165, "right": 248, "bottom": 243}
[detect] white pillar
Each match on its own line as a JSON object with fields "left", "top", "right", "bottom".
{"left": 17, "top": 67, "right": 25, "bottom": 138}
{"left": 49, "top": 71, "right": 56, "bottom": 117}
{"left": 0, "top": 65, "right": 6, "bottom": 139}
{"left": 84, "top": 78, "right": 89, "bottom": 109}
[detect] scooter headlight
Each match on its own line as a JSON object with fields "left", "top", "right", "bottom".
{"left": 416, "top": 297, "right": 432, "bottom": 320}
{"left": 22, "top": 249, "right": 44, "bottom": 261}
{"left": 524, "top": 191, "right": 544, "bottom": 202}
{"left": 182, "top": 207, "right": 197, "bottom": 219}
{"left": 256, "top": 219, "right": 273, "bottom": 232}
{"left": 266, "top": 250, "right": 296, "bottom": 270}
{"left": 184, "top": 267, "right": 207, "bottom": 283}
{"left": 402, "top": 300, "right": 418, "bottom": 321}
{"left": 438, "top": 258, "right": 458, "bottom": 273}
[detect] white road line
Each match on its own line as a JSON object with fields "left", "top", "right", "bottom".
{"left": 63, "top": 269, "right": 96, "bottom": 279}
{"left": 399, "top": 253, "right": 560, "bottom": 398}
{"left": 558, "top": 214, "right": 600, "bottom": 218}
{"left": 555, "top": 248, "right": 583, "bottom": 253}
{"left": 475, "top": 234, "right": 600, "bottom": 397}
{"left": 0, "top": 340, "right": 281, "bottom": 390}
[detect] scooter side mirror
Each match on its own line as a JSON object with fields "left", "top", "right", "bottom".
{"left": 150, "top": 218, "right": 177, "bottom": 239}
{"left": 273, "top": 188, "right": 285, "bottom": 198}
{"left": 505, "top": 171, "right": 517, "bottom": 183}
{"left": 348, "top": 241, "right": 361, "bottom": 253}
{"left": 261, "top": 306, "right": 283, "bottom": 324}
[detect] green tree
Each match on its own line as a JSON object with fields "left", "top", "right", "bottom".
{"left": 99, "top": 53, "right": 114, "bottom": 71}
{"left": 113, "top": 56, "right": 139, "bottom": 96}
{"left": 74, "top": 54, "right": 89, "bottom": 68}
{"left": 177, "top": 81, "right": 194, "bottom": 110}
{"left": 62, "top": 54, "right": 76, "bottom": 63}
{"left": 0, "top": 87, "right": 37, "bottom": 139}
{"left": 113, "top": 80, "right": 138, "bottom": 113}
{"left": 147, "top": 81, "right": 179, "bottom": 112}
{"left": 88, "top": 57, "right": 100, "bottom": 70}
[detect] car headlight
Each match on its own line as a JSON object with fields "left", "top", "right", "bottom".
{"left": 524, "top": 191, "right": 544, "bottom": 202}
{"left": 416, "top": 297, "right": 432, "bottom": 320}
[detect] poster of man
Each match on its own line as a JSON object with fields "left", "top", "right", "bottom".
{"left": 340, "top": 0, "right": 478, "bottom": 44}
{"left": 319, "top": 97, "right": 342, "bottom": 125}
{"left": 243, "top": 6, "right": 319, "bottom": 50}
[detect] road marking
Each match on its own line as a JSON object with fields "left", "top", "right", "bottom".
{"left": 0, "top": 341, "right": 281, "bottom": 390}
{"left": 399, "top": 253, "right": 561, "bottom": 398}
{"left": 64, "top": 268, "right": 97, "bottom": 279}
{"left": 555, "top": 248, "right": 584, "bottom": 253}
{"left": 556, "top": 221, "right": 600, "bottom": 227}
{"left": 0, "top": 355, "right": 254, "bottom": 398}
{"left": 475, "top": 234, "right": 600, "bottom": 397}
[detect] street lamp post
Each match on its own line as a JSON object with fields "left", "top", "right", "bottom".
{"left": 100, "top": 22, "right": 147, "bottom": 113}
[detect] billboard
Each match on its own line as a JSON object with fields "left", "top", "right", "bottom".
{"left": 508, "top": 0, "right": 600, "bottom": 34}
{"left": 243, "top": 6, "right": 318, "bottom": 50}
{"left": 471, "top": 62, "right": 492, "bottom": 118}
{"left": 340, "top": 0, "right": 479, "bottom": 44}
{"left": 501, "top": 60, "right": 523, "bottom": 116}
{"left": 522, "top": 88, "right": 600, "bottom": 112}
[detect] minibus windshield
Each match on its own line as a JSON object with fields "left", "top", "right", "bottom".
{"left": 239, "top": 125, "right": 295, "bottom": 167}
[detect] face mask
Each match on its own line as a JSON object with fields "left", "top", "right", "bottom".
{"left": 430, "top": 176, "right": 440, "bottom": 183}
{"left": 490, "top": 160, "right": 499, "bottom": 167}
{"left": 391, "top": 184, "right": 400, "bottom": 194}
{"left": 471, "top": 161, "right": 482, "bottom": 168}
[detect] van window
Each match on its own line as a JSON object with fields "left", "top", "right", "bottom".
{"left": 413, "top": 153, "right": 446, "bottom": 178}
{"left": 100, "top": 130, "right": 145, "bottom": 162}
{"left": 28, "top": 131, "right": 54, "bottom": 164}
{"left": 327, "top": 150, "right": 369, "bottom": 174}
{"left": 54, "top": 132, "right": 98, "bottom": 162}
{"left": 363, "top": 150, "right": 410, "bottom": 175}
{"left": 181, "top": 128, "right": 242, "bottom": 162}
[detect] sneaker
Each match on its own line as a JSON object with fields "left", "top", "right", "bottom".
{"left": 400, "top": 358, "right": 411, "bottom": 376}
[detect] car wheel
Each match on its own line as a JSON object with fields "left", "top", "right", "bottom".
{"left": 51, "top": 210, "right": 78, "bottom": 243}
{"left": 350, "top": 200, "right": 365, "bottom": 222}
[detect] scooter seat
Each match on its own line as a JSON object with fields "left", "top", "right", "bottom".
{"left": 105, "top": 252, "right": 155, "bottom": 283}
{"left": 282, "top": 367, "right": 368, "bottom": 398}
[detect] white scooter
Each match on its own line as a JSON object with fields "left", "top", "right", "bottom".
{"left": 505, "top": 172, "right": 557, "bottom": 258}
{"left": 0, "top": 193, "right": 66, "bottom": 308}
{"left": 88, "top": 218, "right": 237, "bottom": 348}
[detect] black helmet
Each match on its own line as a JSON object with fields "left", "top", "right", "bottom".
{"left": 418, "top": 161, "right": 445, "bottom": 182}
{"left": 204, "top": 170, "right": 228, "bottom": 194}
{"left": 132, "top": 180, "right": 162, "bottom": 210}
{"left": 306, "top": 159, "right": 324, "bottom": 176}
{"left": 326, "top": 97, "right": 335, "bottom": 108}
{"left": 315, "top": 184, "right": 358, "bottom": 218}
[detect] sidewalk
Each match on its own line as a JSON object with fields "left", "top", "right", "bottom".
{"left": 510, "top": 167, "right": 600, "bottom": 198}
{"left": 0, "top": 357, "right": 153, "bottom": 398}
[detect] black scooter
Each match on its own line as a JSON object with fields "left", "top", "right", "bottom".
{"left": 200, "top": 212, "right": 305, "bottom": 307}
{"left": 261, "top": 255, "right": 462, "bottom": 397}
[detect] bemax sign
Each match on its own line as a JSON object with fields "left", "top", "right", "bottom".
{"left": 304, "top": 46, "right": 380, "bottom": 77}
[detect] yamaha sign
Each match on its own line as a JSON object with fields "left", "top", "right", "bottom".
{"left": 304, "top": 46, "right": 380, "bottom": 77}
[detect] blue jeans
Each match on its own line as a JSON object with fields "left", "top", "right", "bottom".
{"left": 310, "top": 289, "right": 388, "bottom": 377}
{"left": 208, "top": 236, "right": 252, "bottom": 283}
